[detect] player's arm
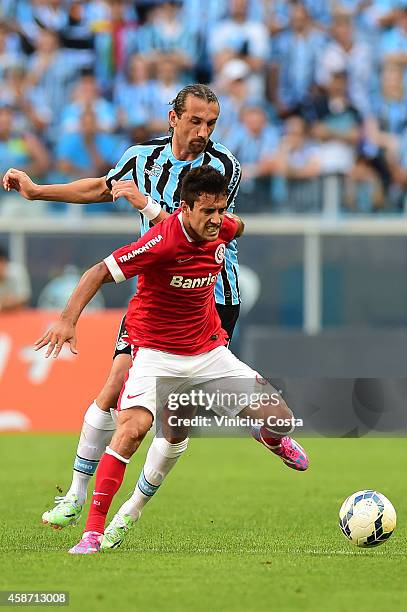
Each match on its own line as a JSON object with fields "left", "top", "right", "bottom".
{"left": 2, "top": 169, "right": 112, "bottom": 203}
{"left": 34, "top": 262, "right": 113, "bottom": 358}
{"left": 110, "top": 179, "right": 170, "bottom": 224}
{"left": 226, "top": 212, "right": 245, "bottom": 238}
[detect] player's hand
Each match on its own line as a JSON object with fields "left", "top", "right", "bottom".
{"left": 110, "top": 179, "right": 148, "bottom": 210}
{"left": 34, "top": 321, "right": 78, "bottom": 359}
{"left": 2, "top": 168, "right": 39, "bottom": 200}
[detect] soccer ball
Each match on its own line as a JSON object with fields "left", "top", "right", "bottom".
{"left": 339, "top": 490, "right": 396, "bottom": 547}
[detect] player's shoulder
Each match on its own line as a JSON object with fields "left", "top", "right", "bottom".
{"left": 219, "top": 212, "right": 239, "bottom": 242}
{"left": 138, "top": 136, "right": 171, "bottom": 153}
{"left": 223, "top": 212, "right": 239, "bottom": 230}
{"left": 139, "top": 135, "right": 171, "bottom": 147}
{"left": 205, "top": 140, "right": 241, "bottom": 173}
{"left": 207, "top": 139, "right": 238, "bottom": 161}
{"left": 121, "top": 136, "right": 170, "bottom": 159}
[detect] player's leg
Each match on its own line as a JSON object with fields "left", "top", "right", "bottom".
{"left": 196, "top": 346, "right": 309, "bottom": 471}
{"left": 42, "top": 317, "right": 132, "bottom": 529}
{"left": 69, "top": 406, "right": 153, "bottom": 554}
{"left": 240, "top": 389, "right": 309, "bottom": 472}
{"left": 69, "top": 347, "right": 170, "bottom": 554}
{"left": 101, "top": 305, "right": 239, "bottom": 548}
{"left": 102, "top": 422, "right": 190, "bottom": 550}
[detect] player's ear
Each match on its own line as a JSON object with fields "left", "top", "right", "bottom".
{"left": 169, "top": 109, "right": 177, "bottom": 128}
{"left": 180, "top": 200, "right": 189, "bottom": 214}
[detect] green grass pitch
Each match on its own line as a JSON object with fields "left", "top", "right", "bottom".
{"left": 0, "top": 435, "right": 405, "bottom": 612}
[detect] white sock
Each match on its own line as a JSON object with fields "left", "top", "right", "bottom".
{"left": 66, "top": 401, "right": 116, "bottom": 505}
{"left": 118, "top": 437, "right": 189, "bottom": 520}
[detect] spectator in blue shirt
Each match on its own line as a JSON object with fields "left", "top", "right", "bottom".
{"left": 54, "top": 106, "right": 126, "bottom": 214}
{"left": 60, "top": 71, "right": 117, "bottom": 134}
{"left": 113, "top": 53, "right": 153, "bottom": 131}
{"left": 148, "top": 58, "right": 184, "bottom": 134}
{"left": 59, "top": 0, "right": 96, "bottom": 75}
{"left": 213, "top": 58, "right": 262, "bottom": 144}
{"left": 130, "top": 1, "right": 196, "bottom": 78}
{"left": 378, "top": 7, "right": 407, "bottom": 69}
{"left": 271, "top": 2, "right": 325, "bottom": 116}
{"left": 180, "top": 0, "right": 228, "bottom": 36}
{"left": 12, "top": 0, "right": 67, "bottom": 52}
{"left": 207, "top": 0, "right": 269, "bottom": 76}
{"left": 225, "top": 104, "right": 280, "bottom": 210}
{"left": 0, "top": 105, "right": 49, "bottom": 186}
{"left": 56, "top": 108, "right": 123, "bottom": 181}
{"left": 0, "top": 20, "right": 23, "bottom": 78}
{"left": 307, "top": 71, "right": 362, "bottom": 175}
{"left": 269, "top": 114, "right": 323, "bottom": 212}
{"left": 317, "top": 9, "right": 374, "bottom": 116}
{"left": 0, "top": 65, "right": 51, "bottom": 136}
{"left": 25, "top": 28, "right": 77, "bottom": 142}
{"left": 366, "top": 62, "right": 407, "bottom": 159}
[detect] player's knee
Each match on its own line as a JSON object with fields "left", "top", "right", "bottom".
{"left": 128, "top": 422, "right": 149, "bottom": 445}
{"left": 121, "top": 411, "right": 152, "bottom": 445}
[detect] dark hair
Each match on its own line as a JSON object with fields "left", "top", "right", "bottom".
{"left": 169, "top": 84, "right": 219, "bottom": 134}
{"left": 180, "top": 166, "right": 228, "bottom": 208}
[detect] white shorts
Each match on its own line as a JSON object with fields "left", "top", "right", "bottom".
{"left": 119, "top": 345, "right": 278, "bottom": 419}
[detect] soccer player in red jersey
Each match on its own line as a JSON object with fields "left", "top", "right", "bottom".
{"left": 35, "top": 166, "right": 309, "bottom": 554}
{"left": 4, "top": 85, "right": 242, "bottom": 530}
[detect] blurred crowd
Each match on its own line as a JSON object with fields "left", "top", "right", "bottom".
{"left": 0, "top": 0, "right": 406, "bottom": 215}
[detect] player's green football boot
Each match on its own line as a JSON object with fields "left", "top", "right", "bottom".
{"left": 42, "top": 494, "right": 83, "bottom": 529}
{"left": 101, "top": 512, "right": 138, "bottom": 550}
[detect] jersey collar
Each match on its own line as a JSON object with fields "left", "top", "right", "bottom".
{"left": 178, "top": 212, "right": 195, "bottom": 242}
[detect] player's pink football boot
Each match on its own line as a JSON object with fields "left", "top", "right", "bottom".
{"left": 252, "top": 426, "right": 309, "bottom": 471}
{"left": 68, "top": 531, "right": 102, "bottom": 554}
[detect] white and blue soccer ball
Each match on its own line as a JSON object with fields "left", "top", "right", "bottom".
{"left": 339, "top": 490, "right": 396, "bottom": 547}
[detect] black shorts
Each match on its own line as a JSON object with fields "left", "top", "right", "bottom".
{"left": 215, "top": 303, "right": 240, "bottom": 344}
{"left": 113, "top": 315, "right": 132, "bottom": 358}
{"left": 113, "top": 304, "right": 241, "bottom": 359}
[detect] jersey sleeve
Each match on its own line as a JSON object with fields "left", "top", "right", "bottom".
{"left": 227, "top": 157, "right": 241, "bottom": 211}
{"left": 220, "top": 147, "right": 241, "bottom": 211}
{"left": 105, "top": 145, "right": 139, "bottom": 190}
{"left": 104, "top": 225, "right": 168, "bottom": 283}
{"left": 220, "top": 213, "right": 240, "bottom": 244}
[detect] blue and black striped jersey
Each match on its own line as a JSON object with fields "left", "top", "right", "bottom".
{"left": 106, "top": 136, "right": 241, "bottom": 305}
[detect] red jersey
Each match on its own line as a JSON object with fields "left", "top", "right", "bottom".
{"left": 104, "top": 211, "right": 239, "bottom": 356}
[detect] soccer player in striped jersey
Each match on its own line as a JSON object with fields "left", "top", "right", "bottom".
{"left": 3, "top": 84, "right": 242, "bottom": 529}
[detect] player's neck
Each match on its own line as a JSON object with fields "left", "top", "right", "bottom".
{"left": 171, "top": 137, "right": 202, "bottom": 162}
{"left": 180, "top": 214, "right": 201, "bottom": 242}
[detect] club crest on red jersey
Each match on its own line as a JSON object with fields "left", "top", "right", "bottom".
{"left": 215, "top": 243, "right": 226, "bottom": 264}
